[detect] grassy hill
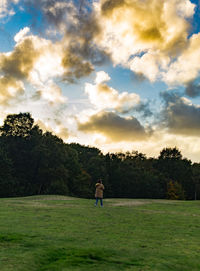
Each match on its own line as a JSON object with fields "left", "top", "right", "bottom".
{"left": 0, "top": 196, "right": 200, "bottom": 270}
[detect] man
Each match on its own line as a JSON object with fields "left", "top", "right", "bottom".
{"left": 95, "top": 179, "right": 105, "bottom": 207}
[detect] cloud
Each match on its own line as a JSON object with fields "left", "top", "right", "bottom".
{"left": 62, "top": 51, "right": 94, "bottom": 82}
{"left": 14, "top": 27, "right": 30, "bottom": 43}
{"left": 0, "top": 76, "right": 24, "bottom": 105}
{"left": 77, "top": 110, "right": 148, "bottom": 142}
{"left": 24, "top": 0, "right": 107, "bottom": 82}
{"left": 42, "top": 1, "right": 75, "bottom": 28}
{"left": 0, "top": 0, "right": 19, "bottom": 19}
{"left": 60, "top": 8, "right": 107, "bottom": 82}
{"left": 85, "top": 71, "right": 140, "bottom": 112}
{"left": 160, "top": 91, "right": 200, "bottom": 136}
{"left": 185, "top": 81, "right": 200, "bottom": 97}
{"left": 0, "top": 36, "right": 41, "bottom": 80}
{"left": 0, "top": 29, "right": 69, "bottom": 110}
{"left": 33, "top": 80, "right": 67, "bottom": 105}
{"left": 95, "top": 70, "right": 110, "bottom": 84}
{"left": 36, "top": 119, "right": 69, "bottom": 141}
{"left": 24, "top": 0, "right": 78, "bottom": 31}
{"left": 95, "top": 0, "right": 194, "bottom": 60}
{"left": 92, "top": 0, "right": 199, "bottom": 85}
{"left": 163, "top": 33, "right": 200, "bottom": 85}
{"left": 134, "top": 102, "right": 153, "bottom": 118}
{"left": 17, "top": 1, "right": 200, "bottom": 87}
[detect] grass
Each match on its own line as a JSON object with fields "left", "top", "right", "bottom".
{"left": 0, "top": 196, "right": 200, "bottom": 270}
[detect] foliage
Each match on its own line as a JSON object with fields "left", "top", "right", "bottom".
{"left": 0, "top": 112, "right": 34, "bottom": 137}
{"left": 167, "top": 180, "right": 185, "bottom": 200}
{"left": 0, "top": 113, "right": 198, "bottom": 199}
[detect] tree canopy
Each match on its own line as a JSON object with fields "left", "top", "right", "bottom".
{"left": 0, "top": 112, "right": 199, "bottom": 200}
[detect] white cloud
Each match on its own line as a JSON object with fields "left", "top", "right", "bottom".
{"left": 85, "top": 71, "right": 140, "bottom": 112}
{"left": 163, "top": 33, "right": 200, "bottom": 85}
{"left": 34, "top": 80, "right": 67, "bottom": 104}
{"left": 14, "top": 27, "right": 30, "bottom": 43}
{"left": 0, "top": 0, "right": 19, "bottom": 19}
{"left": 95, "top": 71, "right": 110, "bottom": 84}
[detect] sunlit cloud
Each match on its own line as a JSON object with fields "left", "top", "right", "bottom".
{"left": 36, "top": 119, "right": 69, "bottom": 141}
{"left": 0, "top": 37, "right": 40, "bottom": 80}
{"left": 95, "top": 70, "right": 110, "bottom": 84}
{"left": 14, "top": 27, "right": 30, "bottom": 43}
{"left": 95, "top": 0, "right": 194, "bottom": 56}
{"left": 93, "top": 0, "right": 196, "bottom": 85}
{"left": 163, "top": 33, "right": 200, "bottom": 85}
{"left": 1, "top": 0, "right": 200, "bottom": 164}
{"left": 85, "top": 71, "right": 140, "bottom": 112}
{"left": 0, "top": 76, "right": 24, "bottom": 105}
{"left": 33, "top": 80, "right": 67, "bottom": 105}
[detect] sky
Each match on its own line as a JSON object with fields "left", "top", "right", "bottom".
{"left": 0, "top": 0, "right": 200, "bottom": 162}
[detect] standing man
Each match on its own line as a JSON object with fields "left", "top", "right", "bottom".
{"left": 95, "top": 179, "right": 105, "bottom": 207}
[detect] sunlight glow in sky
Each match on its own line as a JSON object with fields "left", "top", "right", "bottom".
{"left": 1, "top": 0, "right": 200, "bottom": 161}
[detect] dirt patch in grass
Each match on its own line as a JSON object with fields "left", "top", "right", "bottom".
{"left": 108, "top": 200, "right": 152, "bottom": 207}
{"left": 107, "top": 199, "right": 184, "bottom": 207}
{"left": 10, "top": 201, "right": 78, "bottom": 209}
{"left": 2, "top": 196, "right": 79, "bottom": 209}
{"left": 23, "top": 195, "right": 77, "bottom": 201}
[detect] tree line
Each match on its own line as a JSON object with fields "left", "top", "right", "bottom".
{"left": 0, "top": 112, "right": 200, "bottom": 200}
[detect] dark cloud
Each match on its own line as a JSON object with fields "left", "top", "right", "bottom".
{"left": 31, "top": 91, "right": 42, "bottom": 101}
{"left": 24, "top": 0, "right": 110, "bottom": 82}
{"left": 160, "top": 91, "right": 200, "bottom": 136}
{"left": 134, "top": 102, "right": 153, "bottom": 118}
{"left": 24, "top": 0, "right": 71, "bottom": 28}
{"left": 0, "top": 37, "right": 41, "bottom": 104}
{"left": 0, "top": 38, "right": 40, "bottom": 79}
{"left": 101, "top": 0, "right": 126, "bottom": 16}
{"left": 185, "top": 81, "right": 200, "bottom": 97}
{"left": 61, "top": 5, "right": 109, "bottom": 81}
{"left": 78, "top": 111, "right": 148, "bottom": 141}
{"left": 131, "top": 71, "right": 147, "bottom": 83}
{"left": 62, "top": 52, "right": 94, "bottom": 83}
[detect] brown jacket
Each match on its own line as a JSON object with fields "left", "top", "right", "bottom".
{"left": 95, "top": 183, "right": 104, "bottom": 198}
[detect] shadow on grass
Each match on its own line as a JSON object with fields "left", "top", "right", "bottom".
{"left": 0, "top": 233, "right": 24, "bottom": 243}
{"left": 0, "top": 233, "right": 39, "bottom": 250}
{"left": 38, "top": 247, "right": 143, "bottom": 270}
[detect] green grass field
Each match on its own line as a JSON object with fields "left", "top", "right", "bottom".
{"left": 0, "top": 196, "right": 200, "bottom": 271}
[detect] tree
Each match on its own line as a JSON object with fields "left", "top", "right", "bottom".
{"left": 156, "top": 148, "right": 194, "bottom": 199}
{"left": 159, "top": 147, "right": 182, "bottom": 160}
{"left": 0, "top": 113, "right": 34, "bottom": 137}
{"left": 31, "top": 132, "right": 80, "bottom": 196}
{"left": 167, "top": 180, "right": 185, "bottom": 200}
{"left": 0, "top": 113, "right": 197, "bottom": 200}
{"left": 0, "top": 143, "right": 15, "bottom": 197}
{"left": 192, "top": 163, "right": 200, "bottom": 200}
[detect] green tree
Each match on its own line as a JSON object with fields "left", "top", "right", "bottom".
{"left": 167, "top": 180, "right": 185, "bottom": 200}
{"left": 159, "top": 147, "right": 182, "bottom": 160}
{"left": 0, "top": 145, "right": 15, "bottom": 197}
{"left": 192, "top": 163, "right": 200, "bottom": 200}
{"left": 156, "top": 147, "right": 194, "bottom": 199}
{"left": 0, "top": 112, "right": 34, "bottom": 137}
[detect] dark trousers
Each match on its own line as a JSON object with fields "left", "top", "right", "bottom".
{"left": 95, "top": 197, "right": 103, "bottom": 206}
